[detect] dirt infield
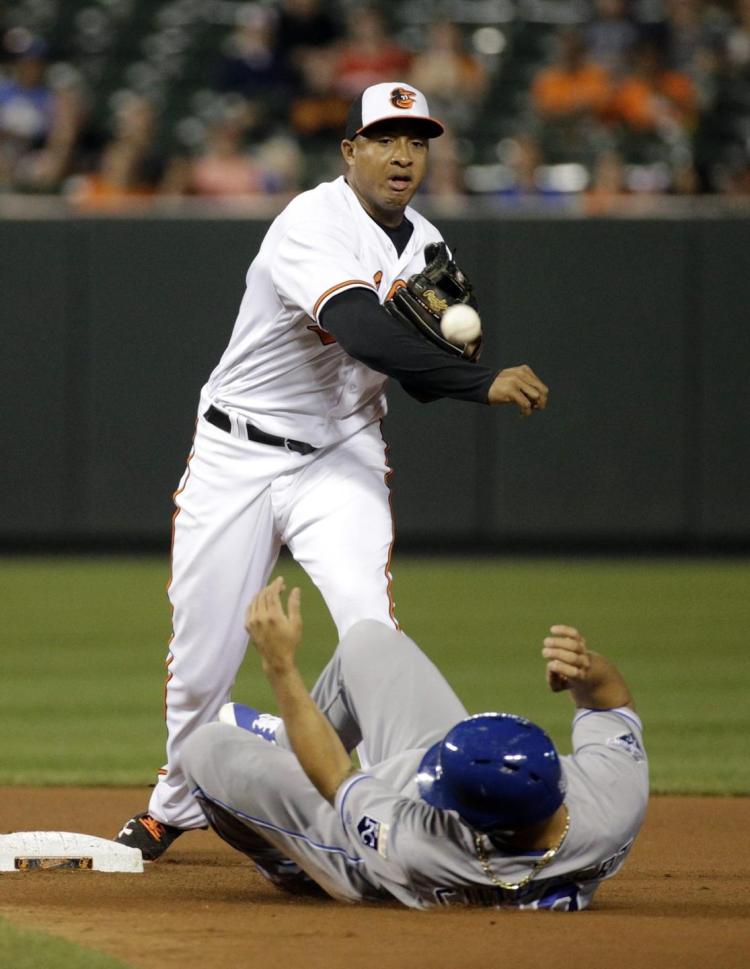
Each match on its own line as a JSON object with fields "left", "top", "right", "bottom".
{"left": 1, "top": 788, "right": 748, "bottom": 969}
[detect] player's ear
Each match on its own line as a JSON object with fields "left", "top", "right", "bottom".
{"left": 341, "top": 139, "right": 355, "bottom": 167}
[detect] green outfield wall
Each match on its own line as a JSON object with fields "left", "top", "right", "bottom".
{"left": 2, "top": 213, "right": 748, "bottom": 547}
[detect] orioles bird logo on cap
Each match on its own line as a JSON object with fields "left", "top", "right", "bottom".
{"left": 390, "top": 87, "right": 416, "bottom": 109}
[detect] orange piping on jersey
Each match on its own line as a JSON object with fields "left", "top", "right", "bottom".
{"left": 373, "top": 271, "right": 383, "bottom": 287}
{"left": 385, "top": 279, "right": 407, "bottom": 301}
{"left": 163, "top": 421, "right": 197, "bottom": 720}
{"left": 380, "top": 421, "right": 399, "bottom": 630}
{"left": 313, "top": 279, "right": 374, "bottom": 319}
{"left": 163, "top": 653, "right": 174, "bottom": 720}
{"left": 307, "top": 322, "right": 337, "bottom": 346}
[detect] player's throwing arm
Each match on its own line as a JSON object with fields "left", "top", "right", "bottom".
{"left": 381, "top": 240, "right": 549, "bottom": 416}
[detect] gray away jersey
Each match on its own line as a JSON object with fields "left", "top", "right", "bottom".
{"left": 334, "top": 707, "right": 648, "bottom": 910}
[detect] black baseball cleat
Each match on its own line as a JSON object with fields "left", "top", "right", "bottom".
{"left": 114, "top": 811, "right": 185, "bottom": 861}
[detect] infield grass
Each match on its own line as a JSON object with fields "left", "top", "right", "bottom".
{"left": 0, "top": 918, "right": 133, "bottom": 969}
{"left": 1, "top": 554, "right": 748, "bottom": 794}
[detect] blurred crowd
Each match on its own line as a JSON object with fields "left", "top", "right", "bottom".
{"left": 1, "top": 0, "right": 749, "bottom": 210}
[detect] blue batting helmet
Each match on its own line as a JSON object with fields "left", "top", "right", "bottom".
{"left": 416, "top": 713, "right": 565, "bottom": 832}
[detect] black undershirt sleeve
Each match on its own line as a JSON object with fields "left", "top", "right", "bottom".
{"left": 319, "top": 287, "right": 496, "bottom": 404}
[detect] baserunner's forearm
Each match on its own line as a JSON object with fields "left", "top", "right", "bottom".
{"left": 569, "top": 652, "right": 635, "bottom": 711}
{"left": 264, "top": 662, "right": 355, "bottom": 803}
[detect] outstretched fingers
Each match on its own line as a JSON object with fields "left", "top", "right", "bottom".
{"left": 245, "top": 589, "right": 260, "bottom": 635}
{"left": 246, "top": 577, "right": 285, "bottom": 636}
{"left": 287, "top": 586, "right": 302, "bottom": 625}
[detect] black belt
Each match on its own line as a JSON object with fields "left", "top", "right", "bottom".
{"left": 204, "top": 405, "right": 317, "bottom": 455}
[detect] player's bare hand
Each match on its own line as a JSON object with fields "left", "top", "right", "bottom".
{"left": 542, "top": 625, "right": 591, "bottom": 692}
{"left": 487, "top": 365, "right": 549, "bottom": 416}
{"left": 246, "top": 577, "right": 303, "bottom": 674}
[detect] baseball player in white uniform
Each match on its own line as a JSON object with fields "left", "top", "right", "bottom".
{"left": 115, "top": 82, "right": 549, "bottom": 860}
{"left": 183, "top": 578, "right": 649, "bottom": 910}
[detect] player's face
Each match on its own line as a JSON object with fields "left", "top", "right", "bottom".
{"left": 342, "top": 123, "right": 430, "bottom": 227}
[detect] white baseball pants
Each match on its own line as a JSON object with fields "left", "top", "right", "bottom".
{"left": 149, "top": 406, "right": 397, "bottom": 828}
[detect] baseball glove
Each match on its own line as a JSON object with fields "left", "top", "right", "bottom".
{"left": 385, "top": 242, "right": 481, "bottom": 361}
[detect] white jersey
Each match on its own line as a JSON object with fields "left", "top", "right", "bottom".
{"left": 204, "top": 176, "right": 443, "bottom": 448}
{"left": 335, "top": 707, "right": 648, "bottom": 910}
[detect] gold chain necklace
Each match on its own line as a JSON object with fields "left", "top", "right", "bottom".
{"left": 473, "top": 806, "right": 570, "bottom": 892}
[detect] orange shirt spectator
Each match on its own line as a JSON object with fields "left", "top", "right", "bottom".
{"left": 533, "top": 62, "right": 611, "bottom": 116}
{"left": 608, "top": 44, "right": 697, "bottom": 131}
{"left": 532, "top": 30, "right": 611, "bottom": 120}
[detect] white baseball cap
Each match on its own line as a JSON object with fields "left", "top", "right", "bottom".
{"left": 345, "top": 82, "right": 445, "bottom": 140}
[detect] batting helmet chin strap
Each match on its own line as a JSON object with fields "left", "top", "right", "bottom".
{"left": 416, "top": 713, "right": 566, "bottom": 832}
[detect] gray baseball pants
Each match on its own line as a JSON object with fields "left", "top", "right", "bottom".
{"left": 182, "top": 619, "right": 467, "bottom": 901}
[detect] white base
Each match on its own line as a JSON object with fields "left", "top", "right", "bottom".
{"left": 0, "top": 831, "right": 143, "bottom": 872}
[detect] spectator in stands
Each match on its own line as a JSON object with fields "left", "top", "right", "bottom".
{"left": 169, "top": 121, "right": 303, "bottom": 199}
{"left": 726, "top": 0, "right": 750, "bottom": 71}
{"left": 276, "top": 0, "right": 341, "bottom": 81}
{"left": 0, "top": 35, "right": 81, "bottom": 192}
{"left": 183, "top": 107, "right": 266, "bottom": 197}
{"left": 608, "top": 41, "right": 698, "bottom": 134}
{"left": 495, "top": 133, "right": 565, "bottom": 205}
{"left": 499, "top": 133, "right": 544, "bottom": 196}
{"left": 531, "top": 28, "right": 612, "bottom": 161}
{"left": 717, "top": 153, "right": 750, "bottom": 193}
{"left": 584, "top": 0, "right": 639, "bottom": 78}
{"left": 408, "top": 20, "right": 488, "bottom": 134}
{"left": 333, "top": 5, "right": 411, "bottom": 98}
{"left": 275, "top": 0, "right": 344, "bottom": 144}
{"left": 419, "top": 130, "right": 466, "bottom": 209}
{"left": 725, "top": 0, "right": 750, "bottom": 184}
{"left": 289, "top": 45, "right": 350, "bottom": 141}
{"left": 691, "top": 3, "right": 750, "bottom": 191}
{"left": 70, "top": 93, "right": 165, "bottom": 206}
{"left": 532, "top": 28, "right": 612, "bottom": 122}
{"left": 584, "top": 147, "right": 629, "bottom": 213}
{"left": 254, "top": 133, "right": 304, "bottom": 195}
{"left": 216, "top": 4, "right": 290, "bottom": 117}
{"left": 663, "top": 0, "right": 720, "bottom": 74}
{"left": 672, "top": 155, "right": 700, "bottom": 193}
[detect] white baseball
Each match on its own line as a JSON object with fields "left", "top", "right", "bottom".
{"left": 440, "top": 304, "right": 482, "bottom": 345}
